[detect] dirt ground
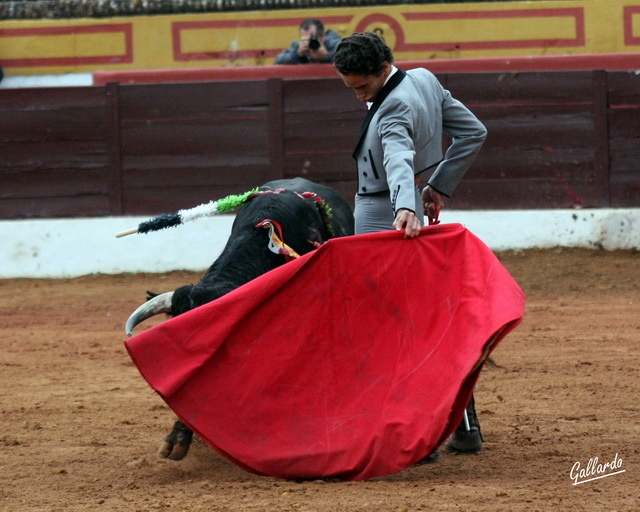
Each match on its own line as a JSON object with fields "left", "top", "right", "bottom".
{"left": 1, "top": 247, "right": 638, "bottom": 512}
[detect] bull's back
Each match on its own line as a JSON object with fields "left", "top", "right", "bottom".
{"left": 262, "top": 178, "right": 354, "bottom": 238}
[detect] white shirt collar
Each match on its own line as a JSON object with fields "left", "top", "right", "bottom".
{"left": 367, "top": 65, "right": 398, "bottom": 110}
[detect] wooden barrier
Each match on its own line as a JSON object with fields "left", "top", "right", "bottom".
{"left": 1, "top": 69, "right": 639, "bottom": 219}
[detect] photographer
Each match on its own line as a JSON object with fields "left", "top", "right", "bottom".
{"left": 274, "top": 19, "right": 342, "bottom": 65}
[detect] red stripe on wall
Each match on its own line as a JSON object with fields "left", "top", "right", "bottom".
{"left": 93, "top": 53, "right": 640, "bottom": 86}
{"left": 624, "top": 6, "right": 640, "bottom": 45}
{"left": 404, "top": 7, "right": 583, "bottom": 21}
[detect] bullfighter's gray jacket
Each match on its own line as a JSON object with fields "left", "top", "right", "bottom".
{"left": 354, "top": 67, "right": 487, "bottom": 214}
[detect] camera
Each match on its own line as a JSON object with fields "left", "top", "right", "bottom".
{"left": 308, "top": 34, "right": 321, "bottom": 51}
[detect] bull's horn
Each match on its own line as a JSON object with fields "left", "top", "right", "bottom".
{"left": 125, "top": 291, "right": 174, "bottom": 336}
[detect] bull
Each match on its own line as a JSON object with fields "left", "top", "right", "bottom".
{"left": 125, "top": 178, "right": 354, "bottom": 460}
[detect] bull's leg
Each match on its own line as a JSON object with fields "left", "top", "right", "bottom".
{"left": 445, "top": 394, "right": 483, "bottom": 453}
{"left": 158, "top": 419, "right": 193, "bottom": 460}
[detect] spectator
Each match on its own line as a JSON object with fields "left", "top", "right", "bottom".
{"left": 274, "top": 19, "right": 341, "bottom": 65}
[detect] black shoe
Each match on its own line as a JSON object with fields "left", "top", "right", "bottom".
{"left": 445, "top": 395, "right": 483, "bottom": 454}
{"left": 415, "top": 450, "right": 440, "bottom": 465}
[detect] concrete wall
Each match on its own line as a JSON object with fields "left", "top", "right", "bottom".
{"left": 2, "top": 209, "right": 638, "bottom": 278}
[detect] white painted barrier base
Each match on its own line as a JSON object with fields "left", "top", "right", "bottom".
{"left": 0, "top": 73, "right": 93, "bottom": 89}
{"left": 1, "top": 209, "right": 638, "bottom": 278}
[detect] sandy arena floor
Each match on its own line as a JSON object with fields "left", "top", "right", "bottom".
{"left": 1, "top": 248, "right": 638, "bottom": 511}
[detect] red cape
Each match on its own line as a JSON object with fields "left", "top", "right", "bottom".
{"left": 125, "top": 224, "right": 525, "bottom": 480}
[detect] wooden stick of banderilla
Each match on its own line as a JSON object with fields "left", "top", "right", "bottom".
{"left": 116, "top": 227, "right": 139, "bottom": 238}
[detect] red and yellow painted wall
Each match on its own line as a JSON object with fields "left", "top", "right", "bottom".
{"left": 1, "top": 0, "right": 639, "bottom": 76}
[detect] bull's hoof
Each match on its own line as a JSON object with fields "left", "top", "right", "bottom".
{"left": 168, "top": 443, "right": 190, "bottom": 461}
{"left": 158, "top": 440, "right": 173, "bottom": 459}
{"left": 157, "top": 440, "right": 190, "bottom": 460}
{"left": 158, "top": 420, "right": 194, "bottom": 461}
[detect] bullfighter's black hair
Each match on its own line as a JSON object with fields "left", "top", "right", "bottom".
{"left": 334, "top": 32, "right": 394, "bottom": 76}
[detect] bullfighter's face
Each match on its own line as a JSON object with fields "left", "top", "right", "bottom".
{"left": 339, "top": 61, "right": 391, "bottom": 103}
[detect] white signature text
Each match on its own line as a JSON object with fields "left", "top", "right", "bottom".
{"left": 570, "top": 453, "right": 625, "bottom": 485}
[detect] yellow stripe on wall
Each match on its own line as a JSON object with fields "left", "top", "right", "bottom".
{"left": 0, "top": 0, "right": 638, "bottom": 76}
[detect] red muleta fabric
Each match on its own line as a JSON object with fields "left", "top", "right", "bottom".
{"left": 125, "top": 223, "right": 525, "bottom": 481}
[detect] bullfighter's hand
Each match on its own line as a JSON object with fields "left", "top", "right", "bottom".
{"left": 393, "top": 209, "right": 422, "bottom": 238}
{"left": 422, "top": 186, "right": 445, "bottom": 224}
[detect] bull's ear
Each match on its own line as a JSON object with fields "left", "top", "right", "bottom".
{"left": 189, "top": 283, "right": 228, "bottom": 311}
{"left": 306, "top": 227, "right": 326, "bottom": 250}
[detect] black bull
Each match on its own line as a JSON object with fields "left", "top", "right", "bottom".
{"left": 126, "top": 178, "right": 354, "bottom": 460}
